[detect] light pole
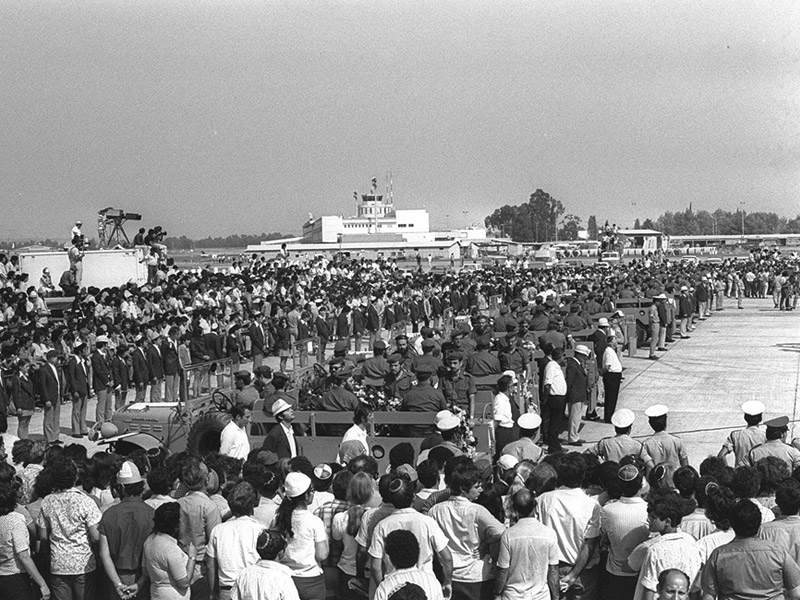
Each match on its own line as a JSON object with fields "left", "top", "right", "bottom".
{"left": 631, "top": 202, "right": 638, "bottom": 227}
{"left": 462, "top": 210, "right": 469, "bottom": 227}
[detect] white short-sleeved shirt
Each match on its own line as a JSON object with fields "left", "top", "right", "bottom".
{"left": 602, "top": 347, "right": 622, "bottom": 373}
{"left": 143, "top": 533, "right": 190, "bottom": 600}
{"left": 231, "top": 560, "right": 300, "bottom": 600}
{"left": 543, "top": 360, "right": 567, "bottom": 396}
{"left": 536, "top": 487, "right": 600, "bottom": 566}
{"left": 496, "top": 517, "right": 558, "bottom": 600}
{"left": 599, "top": 497, "right": 649, "bottom": 576}
{"left": 493, "top": 392, "right": 514, "bottom": 429}
{"left": 368, "top": 508, "right": 449, "bottom": 576}
{"left": 276, "top": 509, "right": 327, "bottom": 577}
{"left": 206, "top": 516, "right": 263, "bottom": 587}
{"left": 374, "top": 567, "right": 444, "bottom": 600}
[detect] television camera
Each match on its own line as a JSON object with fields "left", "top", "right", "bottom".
{"left": 98, "top": 207, "right": 142, "bottom": 248}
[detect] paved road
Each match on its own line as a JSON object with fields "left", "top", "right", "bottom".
{"left": 578, "top": 298, "right": 800, "bottom": 466}
{"left": 7, "top": 297, "right": 798, "bottom": 467}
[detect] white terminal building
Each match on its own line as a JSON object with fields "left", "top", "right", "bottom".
{"left": 248, "top": 183, "right": 487, "bottom": 259}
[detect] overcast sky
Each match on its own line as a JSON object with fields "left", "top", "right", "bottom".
{"left": 2, "top": 0, "right": 798, "bottom": 240}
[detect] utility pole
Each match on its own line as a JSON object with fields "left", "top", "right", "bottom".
{"left": 739, "top": 202, "right": 746, "bottom": 237}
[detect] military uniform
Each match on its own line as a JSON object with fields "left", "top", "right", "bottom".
{"left": 723, "top": 426, "right": 767, "bottom": 467}
{"left": 234, "top": 385, "right": 260, "bottom": 409}
{"left": 643, "top": 431, "right": 688, "bottom": 469}
{"left": 501, "top": 437, "right": 544, "bottom": 463}
{"left": 402, "top": 381, "right": 447, "bottom": 413}
{"left": 590, "top": 434, "right": 653, "bottom": 465}
{"left": 746, "top": 440, "right": 800, "bottom": 469}
{"left": 385, "top": 370, "right": 414, "bottom": 400}
{"left": 440, "top": 372, "right": 476, "bottom": 415}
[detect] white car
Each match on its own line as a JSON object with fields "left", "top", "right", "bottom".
{"left": 600, "top": 251, "right": 621, "bottom": 263}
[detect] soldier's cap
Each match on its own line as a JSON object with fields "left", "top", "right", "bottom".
{"left": 574, "top": 344, "right": 591, "bottom": 357}
{"left": 313, "top": 463, "right": 333, "bottom": 482}
{"left": 395, "top": 334, "right": 408, "bottom": 341}
{"left": 617, "top": 464, "right": 641, "bottom": 483}
{"left": 597, "top": 317, "right": 610, "bottom": 327}
{"left": 254, "top": 365, "right": 273, "bottom": 378}
{"left": 611, "top": 408, "right": 635, "bottom": 428}
{"left": 387, "top": 353, "right": 403, "bottom": 364}
{"left": 437, "top": 415, "right": 461, "bottom": 432}
{"left": 535, "top": 304, "right": 546, "bottom": 313}
{"left": 505, "top": 322, "right": 518, "bottom": 334}
{"left": 271, "top": 398, "right": 292, "bottom": 417}
{"left": 259, "top": 450, "right": 279, "bottom": 466}
{"left": 395, "top": 463, "right": 418, "bottom": 482}
{"left": 741, "top": 400, "right": 765, "bottom": 416}
{"left": 497, "top": 454, "right": 518, "bottom": 470}
{"left": 329, "top": 357, "right": 345, "bottom": 367}
{"left": 499, "top": 305, "right": 509, "bottom": 315}
{"left": 272, "top": 372, "right": 290, "bottom": 384}
{"left": 421, "top": 338, "right": 435, "bottom": 349}
{"left": 234, "top": 370, "right": 251, "bottom": 381}
{"left": 447, "top": 351, "right": 464, "bottom": 361}
{"left": 333, "top": 340, "right": 349, "bottom": 352}
{"left": 765, "top": 416, "right": 790, "bottom": 429}
{"left": 415, "top": 363, "right": 435, "bottom": 376}
{"left": 645, "top": 404, "right": 668, "bottom": 418}
{"left": 654, "top": 293, "right": 667, "bottom": 300}
{"left": 373, "top": 340, "right": 387, "bottom": 351}
{"left": 450, "top": 328, "right": 466, "bottom": 339}
{"left": 518, "top": 412, "right": 542, "bottom": 430}
{"left": 336, "top": 367, "right": 353, "bottom": 380}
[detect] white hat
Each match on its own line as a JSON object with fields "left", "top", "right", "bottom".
{"left": 645, "top": 404, "right": 669, "bottom": 418}
{"left": 437, "top": 415, "right": 461, "bottom": 432}
{"left": 95, "top": 334, "right": 110, "bottom": 344}
{"left": 435, "top": 410, "right": 454, "bottom": 425}
{"left": 117, "top": 461, "right": 144, "bottom": 485}
{"left": 610, "top": 408, "right": 635, "bottom": 428}
{"left": 597, "top": 318, "right": 610, "bottom": 327}
{"left": 518, "top": 413, "right": 542, "bottom": 430}
{"left": 741, "top": 400, "right": 765, "bottom": 416}
{"left": 574, "top": 344, "right": 591, "bottom": 357}
{"left": 271, "top": 398, "right": 292, "bottom": 417}
{"left": 502, "top": 370, "right": 518, "bottom": 384}
{"left": 313, "top": 464, "right": 333, "bottom": 482}
{"left": 284, "top": 472, "right": 312, "bottom": 498}
{"left": 654, "top": 294, "right": 667, "bottom": 300}
{"left": 680, "top": 286, "right": 688, "bottom": 291}
{"left": 497, "top": 455, "right": 518, "bottom": 470}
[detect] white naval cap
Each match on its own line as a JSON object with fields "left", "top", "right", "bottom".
{"left": 611, "top": 408, "right": 635, "bottom": 428}
{"left": 645, "top": 404, "right": 669, "bottom": 418}
{"left": 518, "top": 412, "right": 542, "bottom": 430}
{"left": 741, "top": 400, "right": 765, "bottom": 416}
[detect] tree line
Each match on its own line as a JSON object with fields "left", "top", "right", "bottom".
{"left": 163, "top": 232, "right": 287, "bottom": 250}
{"left": 485, "top": 192, "right": 800, "bottom": 242}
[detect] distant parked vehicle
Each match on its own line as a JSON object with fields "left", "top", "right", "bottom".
{"left": 600, "top": 251, "right": 621, "bottom": 263}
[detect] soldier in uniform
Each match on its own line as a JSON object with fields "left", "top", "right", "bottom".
{"left": 746, "top": 416, "right": 800, "bottom": 469}
{"left": 391, "top": 334, "right": 418, "bottom": 372}
{"left": 384, "top": 353, "right": 414, "bottom": 402}
{"left": 253, "top": 365, "right": 275, "bottom": 400}
{"left": 643, "top": 404, "right": 689, "bottom": 469}
{"left": 499, "top": 327, "right": 532, "bottom": 382}
{"left": 718, "top": 400, "right": 767, "bottom": 467}
{"left": 361, "top": 340, "right": 391, "bottom": 379}
{"left": 401, "top": 363, "right": 447, "bottom": 436}
{"left": 439, "top": 352, "right": 476, "bottom": 416}
{"left": 465, "top": 340, "right": 501, "bottom": 377}
{"left": 587, "top": 409, "right": 654, "bottom": 468}
{"left": 501, "top": 413, "right": 544, "bottom": 463}
{"left": 529, "top": 304, "right": 550, "bottom": 332}
{"left": 412, "top": 339, "right": 443, "bottom": 380}
{"left": 232, "top": 370, "right": 260, "bottom": 409}
{"left": 316, "top": 368, "right": 360, "bottom": 412}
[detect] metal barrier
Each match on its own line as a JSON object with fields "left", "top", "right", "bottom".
{"left": 182, "top": 357, "right": 235, "bottom": 400}
{"left": 292, "top": 336, "right": 320, "bottom": 370}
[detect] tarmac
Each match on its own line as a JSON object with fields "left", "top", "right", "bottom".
{"left": 6, "top": 297, "right": 799, "bottom": 467}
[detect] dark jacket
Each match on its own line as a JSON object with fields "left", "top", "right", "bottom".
{"left": 38, "top": 363, "right": 62, "bottom": 404}
{"left": 147, "top": 345, "right": 165, "bottom": 380}
{"left": 113, "top": 355, "right": 130, "bottom": 390}
{"left": 131, "top": 346, "right": 149, "bottom": 386}
{"left": 162, "top": 339, "right": 181, "bottom": 376}
{"left": 565, "top": 357, "right": 589, "bottom": 405}
{"left": 66, "top": 356, "right": 90, "bottom": 397}
{"left": 91, "top": 350, "right": 113, "bottom": 390}
{"left": 12, "top": 374, "right": 36, "bottom": 412}
{"left": 262, "top": 423, "right": 296, "bottom": 459}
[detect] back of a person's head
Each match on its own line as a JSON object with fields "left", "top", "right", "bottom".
{"left": 385, "top": 529, "right": 420, "bottom": 570}
{"left": 443, "top": 455, "right": 473, "bottom": 487}
{"left": 378, "top": 473, "right": 394, "bottom": 503}
{"left": 776, "top": 478, "right": 800, "bottom": 516}
{"left": 673, "top": 466, "right": 699, "bottom": 499}
{"left": 416, "top": 460, "right": 439, "bottom": 489}
{"left": 288, "top": 456, "right": 314, "bottom": 478}
{"left": 256, "top": 529, "right": 287, "bottom": 561}
{"left": 731, "top": 466, "right": 761, "bottom": 499}
{"left": 693, "top": 476, "right": 718, "bottom": 509}
{"left": 699, "top": 456, "right": 727, "bottom": 480}
{"left": 347, "top": 472, "right": 375, "bottom": 506}
{"left": 729, "top": 499, "right": 761, "bottom": 538}
{"left": 428, "top": 446, "right": 455, "bottom": 471}
{"left": 555, "top": 453, "right": 586, "bottom": 488}
{"left": 389, "top": 443, "right": 415, "bottom": 471}
{"left": 388, "top": 583, "right": 427, "bottom": 600}
{"left": 181, "top": 457, "right": 207, "bottom": 490}
{"left": 704, "top": 484, "right": 735, "bottom": 531}
{"left": 528, "top": 462, "right": 558, "bottom": 496}
{"left": 228, "top": 481, "right": 258, "bottom": 517}
{"left": 511, "top": 488, "right": 536, "bottom": 518}
{"left": 755, "top": 456, "right": 790, "bottom": 495}
{"left": 154, "top": 502, "right": 181, "bottom": 537}
{"left": 0, "top": 483, "right": 16, "bottom": 516}
{"left": 647, "top": 489, "right": 693, "bottom": 527}
{"left": 388, "top": 474, "right": 415, "bottom": 509}
{"left": 332, "top": 469, "right": 354, "bottom": 501}
{"left": 48, "top": 455, "right": 79, "bottom": 492}
{"left": 348, "top": 455, "right": 379, "bottom": 479}
{"left": 242, "top": 460, "right": 269, "bottom": 492}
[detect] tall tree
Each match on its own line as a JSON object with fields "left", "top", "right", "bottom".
{"left": 587, "top": 215, "right": 598, "bottom": 240}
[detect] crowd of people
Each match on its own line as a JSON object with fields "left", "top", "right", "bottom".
{"left": 0, "top": 242, "right": 798, "bottom": 600}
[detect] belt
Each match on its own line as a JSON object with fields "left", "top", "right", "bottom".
{"left": 220, "top": 585, "right": 233, "bottom": 591}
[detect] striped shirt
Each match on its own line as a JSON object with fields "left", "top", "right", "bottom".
{"left": 374, "top": 567, "right": 444, "bottom": 600}
{"left": 599, "top": 497, "right": 649, "bottom": 576}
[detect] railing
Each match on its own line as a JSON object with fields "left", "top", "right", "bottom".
{"left": 181, "top": 357, "right": 234, "bottom": 400}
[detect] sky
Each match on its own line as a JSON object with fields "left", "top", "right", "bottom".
{"left": 2, "top": 0, "right": 799, "bottom": 240}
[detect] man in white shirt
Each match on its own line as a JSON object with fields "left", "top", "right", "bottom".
{"left": 541, "top": 347, "right": 567, "bottom": 453}
{"left": 206, "top": 482, "right": 264, "bottom": 600}
{"left": 493, "top": 373, "right": 517, "bottom": 459}
{"left": 220, "top": 405, "right": 251, "bottom": 460}
{"left": 374, "top": 530, "right": 444, "bottom": 600}
{"left": 338, "top": 404, "right": 371, "bottom": 463}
